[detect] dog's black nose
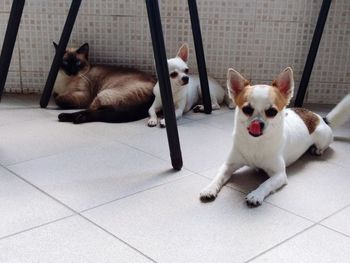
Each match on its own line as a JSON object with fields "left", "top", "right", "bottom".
{"left": 182, "top": 76, "right": 189, "bottom": 84}
{"left": 259, "top": 122, "right": 265, "bottom": 130}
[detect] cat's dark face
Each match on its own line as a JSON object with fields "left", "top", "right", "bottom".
{"left": 53, "top": 42, "right": 90, "bottom": 76}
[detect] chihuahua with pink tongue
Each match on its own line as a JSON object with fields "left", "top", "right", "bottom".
{"left": 200, "top": 67, "right": 350, "bottom": 206}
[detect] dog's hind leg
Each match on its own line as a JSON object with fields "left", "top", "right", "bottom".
{"left": 309, "top": 122, "right": 333, "bottom": 156}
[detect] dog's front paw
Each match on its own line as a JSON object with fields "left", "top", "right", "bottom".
{"left": 147, "top": 118, "right": 158, "bottom": 127}
{"left": 245, "top": 190, "right": 265, "bottom": 207}
{"left": 160, "top": 118, "right": 166, "bottom": 128}
{"left": 199, "top": 186, "right": 218, "bottom": 202}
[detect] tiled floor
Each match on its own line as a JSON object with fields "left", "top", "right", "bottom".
{"left": 0, "top": 94, "right": 349, "bottom": 263}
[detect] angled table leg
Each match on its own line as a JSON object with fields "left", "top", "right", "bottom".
{"left": 145, "top": 0, "right": 183, "bottom": 170}
{"left": 294, "top": 0, "right": 332, "bottom": 107}
{"left": 0, "top": 0, "right": 25, "bottom": 101}
{"left": 188, "top": 0, "right": 212, "bottom": 114}
{"left": 40, "top": 0, "right": 82, "bottom": 108}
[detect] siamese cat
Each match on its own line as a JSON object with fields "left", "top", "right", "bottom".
{"left": 53, "top": 42, "right": 156, "bottom": 123}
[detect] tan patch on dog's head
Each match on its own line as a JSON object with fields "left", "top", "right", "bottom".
{"left": 271, "top": 67, "right": 294, "bottom": 108}
{"left": 269, "top": 86, "right": 289, "bottom": 111}
{"left": 227, "top": 68, "right": 251, "bottom": 107}
{"left": 292, "top": 108, "right": 320, "bottom": 134}
{"left": 234, "top": 85, "right": 253, "bottom": 108}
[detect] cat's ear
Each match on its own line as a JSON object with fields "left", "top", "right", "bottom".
{"left": 53, "top": 42, "right": 58, "bottom": 50}
{"left": 76, "top": 43, "right": 89, "bottom": 59}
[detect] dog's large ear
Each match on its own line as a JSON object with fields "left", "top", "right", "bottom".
{"left": 53, "top": 42, "right": 58, "bottom": 50}
{"left": 76, "top": 43, "right": 89, "bottom": 59}
{"left": 272, "top": 67, "right": 294, "bottom": 102}
{"left": 227, "top": 68, "right": 249, "bottom": 98}
{"left": 176, "top": 43, "right": 189, "bottom": 62}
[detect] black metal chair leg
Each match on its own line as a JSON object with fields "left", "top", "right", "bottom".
{"left": 188, "top": 0, "right": 212, "bottom": 114}
{"left": 145, "top": 0, "right": 183, "bottom": 170}
{"left": 0, "top": 0, "right": 25, "bottom": 102}
{"left": 40, "top": 0, "right": 82, "bottom": 108}
{"left": 294, "top": 0, "right": 332, "bottom": 107}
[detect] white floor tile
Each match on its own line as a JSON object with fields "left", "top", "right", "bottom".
{"left": 120, "top": 121, "right": 233, "bottom": 173}
{"left": 8, "top": 141, "right": 191, "bottom": 211}
{"left": 250, "top": 225, "right": 350, "bottom": 263}
{"left": 321, "top": 206, "right": 350, "bottom": 236}
{"left": 0, "top": 166, "right": 72, "bottom": 238}
{"left": 84, "top": 175, "right": 311, "bottom": 263}
{"left": 261, "top": 157, "right": 350, "bottom": 221}
{"left": 319, "top": 140, "right": 350, "bottom": 168}
{"left": 0, "top": 107, "right": 52, "bottom": 126}
{"left": 0, "top": 118, "right": 104, "bottom": 166}
{"left": 0, "top": 216, "right": 152, "bottom": 263}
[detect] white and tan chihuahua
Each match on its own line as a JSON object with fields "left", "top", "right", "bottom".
{"left": 148, "top": 43, "right": 234, "bottom": 127}
{"left": 200, "top": 67, "right": 350, "bottom": 206}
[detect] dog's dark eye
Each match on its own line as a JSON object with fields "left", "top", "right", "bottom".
{"left": 76, "top": 61, "right": 81, "bottom": 66}
{"left": 265, "top": 107, "right": 278, "bottom": 118}
{"left": 242, "top": 105, "right": 254, "bottom": 116}
{"left": 184, "top": 68, "right": 189, "bottom": 74}
{"left": 170, "top": 72, "right": 178, "bottom": 78}
{"left": 62, "top": 60, "right": 68, "bottom": 65}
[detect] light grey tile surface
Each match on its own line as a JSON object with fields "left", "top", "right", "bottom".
{"left": 250, "top": 225, "right": 350, "bottom": 263}
{"left": 119, "top": 121, "right": 234, "bottom": 173}
{"left": 0, "top": 216, "right": 152, "bottom": 263}
{"left": 322, "top": 206, "right": 350, "bottom": 236}
{"left": 8, "top": 141, "right": 191, "bottom": 211}
{"left": 0, "top": 166, "right": 72, "bottom": 238}
{"left": 1, "top": 94, "right": 349, "bottom": 261}
{"left": 84, "top": 175, "right": 312, "bottom": 263}
{"left": 0, "top": 118, "right": 103, "bottom": 166}
{"left": 262, "top": 156, "right": 350, "bottom": 222}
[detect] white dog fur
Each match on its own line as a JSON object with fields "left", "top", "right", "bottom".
{"left": 147, "top": 43, "right": 234, "bottom": 127}
{"left": 200, "top": 67, "right": 350, "bottom": 206}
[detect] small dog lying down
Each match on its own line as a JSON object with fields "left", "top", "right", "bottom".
{"left": 148, "top": 43, "right": 234, "bottom": 127}
{"left": 53, "top": 43, "right": 156, "bottom": 124}
{"left": 200, "top": 67, "right": 350, "bottom": 206}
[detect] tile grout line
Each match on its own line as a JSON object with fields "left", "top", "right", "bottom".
{"left": 244, "top": 223, "right": 318, "bottom": 263}
{"left": 0, "top": 165, "right": 159, "bottom": 262}
{"left": 0, "top": 215, "right": 75, "bottom": 241}
{"left": 318, "top": 224, "right": 350, "bottom": 239}
{"left": 244, "top": 203, "right": 350, "bottom": 262}
{"left": 76, "top": 213, "right": 157, "bottom": 263}
{"left": 79, "top": 173, "right": 192, "bottom": 213}
{"left": 317, "top": 203, "right": 350, "bottom": 224}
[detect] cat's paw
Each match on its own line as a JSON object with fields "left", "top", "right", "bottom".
{"left": 73, "top": 113, "right": 88, "bottom": 124}
{"left": 147, "top": 118, "right": 158, "bottom": 127}
{"left": 58, "top": 113, "right": 73, "bottom": 122}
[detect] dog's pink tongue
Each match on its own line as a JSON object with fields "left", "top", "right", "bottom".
{"left": 248, "top": 120, "right": 261, "bottom": 135}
